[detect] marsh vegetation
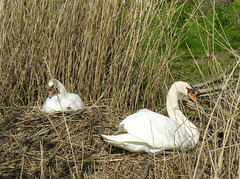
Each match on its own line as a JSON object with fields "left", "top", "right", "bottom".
{"left": 0, "top": 0, "right": 240, "bottom": 178}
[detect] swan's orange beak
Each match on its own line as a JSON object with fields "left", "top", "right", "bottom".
{"left": 188, "top": 91, "right": 196, "bottom": 103}
{"left": 49, "top": 87, "right": 54, "bottom": 98}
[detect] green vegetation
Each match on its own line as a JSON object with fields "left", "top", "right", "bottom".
{"left": 177, "top": 1, "right": 240, "bottom": 53}
{"left": 168, "top": 1, "right": 240, "bottom": 82}
{"left": 136, "top": 0, "right": 240, "bottom": 84}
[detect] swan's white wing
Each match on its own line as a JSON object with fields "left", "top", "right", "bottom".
{"left": 102, "top": 109, "right": 195, "bottom": 153}
{"left": 101, "top": 109, "right": 185, "bottom": 153}
{"left": 42, "top": 95, "right": 63, "bottom": 112}
{"left": 42, "top": 93, "right": 84, "bottom": 113}
{"left": 119, "top": 109, "right": 177, "bottom": 148}
{"left": 101, "top": 133, "right": 153, "bottom": 153}
{"left": 62, "top": 93, "right": 84, "bottom": 110}
{"left": 117, "top": 109, "right": 189, "bottom": 150}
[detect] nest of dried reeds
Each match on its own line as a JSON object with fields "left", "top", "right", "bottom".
{"left": 0, "top": 104, "right": 197, "bottom": 178}
{"left": 0, "top": 106, "right": 124, "bottom": 178}
{"left": 1, "top": 71, "right": 240, "bottom": 178}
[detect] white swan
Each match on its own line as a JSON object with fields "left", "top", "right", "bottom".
{"left": 101, "top": 81, "right": 199, "bottom": 154}
{"left": 42, "top": 79, "right": 84, "bottom": 113}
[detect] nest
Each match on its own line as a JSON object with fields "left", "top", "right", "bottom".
{"left": 0, "top": 105, "right": 200, "bottom": 178}
{"left": 0, "top": 83, "right": 239, "bottom": 179}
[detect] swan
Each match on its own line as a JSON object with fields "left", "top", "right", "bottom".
{"left": 101, "top": 81, "right": 199, "bottom": 154}
{"left": 42, "top": 79, "right": 84, "bottom": 113}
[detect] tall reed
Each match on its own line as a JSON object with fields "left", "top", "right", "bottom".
{"left": 0, "top": 0, "right": 193, "bottom": 111}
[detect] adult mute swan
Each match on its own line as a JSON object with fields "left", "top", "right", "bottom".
{"left": 42, "top": 79, "right": 84, "bottom": 113}
{"left": 101, "top": 81, "right": 199, "bottom": 154}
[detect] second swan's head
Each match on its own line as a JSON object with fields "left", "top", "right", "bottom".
{"left": 174, "top": 81, "right": 196, "bottom": 102}
{"left": 48, "top": 79, "right": 65, "bottom": 98}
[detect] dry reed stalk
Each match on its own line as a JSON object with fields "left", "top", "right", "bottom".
{"left": 0, "top": 75, "right": 240, "bottom": 178}
{"left": 0, "top": 0, "right": 191, "bottom": 111}
{"left": 0, "top": 0, "right": 240, "bottom": 178}
{"left": 183, "top": 2, "right": 240, "bottom": 178}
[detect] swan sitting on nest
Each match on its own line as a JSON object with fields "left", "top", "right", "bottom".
{"left": 42, "top": 79, "right": 84, "bottom": 113}
{"left": 101, "top": 81, "right": 199, "bottom": 154}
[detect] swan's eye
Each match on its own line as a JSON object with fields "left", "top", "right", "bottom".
{"left": 49, "top": 85, "right": 54, "bottom": 91}
{"left": 190, "top": 84, "right": 196, "bottom": 92}
{"left": 186, "top": 87, "right": 195, "bottom": 94}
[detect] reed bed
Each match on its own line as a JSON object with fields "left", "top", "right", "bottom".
{"left": 0, "top": 0, "right": 191, "bottom": 111}
{"left": 0, "top": 0, "right": 240, "bottom": 178}
{"left": 0, "top": 76, "right": 240, "bottom": 178}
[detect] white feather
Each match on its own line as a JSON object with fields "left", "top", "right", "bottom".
{"left": 42, "top": 79, "right": 84, "bottom": 113}
{"left": 101, "top": 81, "right": 199, "bottom": 154}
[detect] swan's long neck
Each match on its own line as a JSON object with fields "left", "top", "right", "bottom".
{"left": 55, "top": 81, "right": 68, "bottom": 96}
{"left": 166, "top": 85, "right": 184, "bottom": 124}
{"left": 166, "top": 84, "right": 199, "bottom": 146}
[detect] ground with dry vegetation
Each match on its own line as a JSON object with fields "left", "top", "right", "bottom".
{"left": 1, "top": 0, "right": 240, "bottom": 178}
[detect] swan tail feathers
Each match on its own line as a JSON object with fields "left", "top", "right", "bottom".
{"left": 101, "top": 134, "right": 150, "bottom": 153}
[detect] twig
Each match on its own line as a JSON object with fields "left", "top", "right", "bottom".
{"left": 140, "top": 163, "right": 150, "bottom": 179}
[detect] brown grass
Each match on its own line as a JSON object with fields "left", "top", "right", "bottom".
{"left": 1, "top": 0, "right": 240, "bottom": 178}
{"left": 0, "top": 0, "right": 189, "bottom": 111}
{"left": 0, "top": 84, "right": 239, "bottom": 178}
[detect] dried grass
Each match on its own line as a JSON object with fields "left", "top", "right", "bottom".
{"left": 0, "top": 0, "right": 190, "bottom": 111}
{"left": 0, "top": 106, "right": 122, "bottom": 178}
{"left": 0, "top": 104, "right": 203, "bottom": 178}
{"left": 1, "top": 75, "right": 240, "bottom": 178}
{"left": 1, "top": 0, "right": 240, "bottom": 178}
